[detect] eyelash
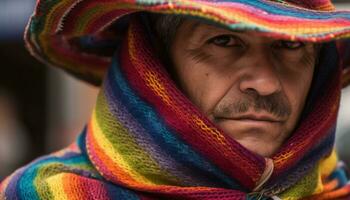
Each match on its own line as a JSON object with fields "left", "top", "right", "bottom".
{"left": 274, "top": 41, "right": 305, "bottom": 50}
{"left": 208, "top": 35, "right": 242, "bottom": 47}
{"left": 208, "top": 35, "right": 305, "bottom": 50}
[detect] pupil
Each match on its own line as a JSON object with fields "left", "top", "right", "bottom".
{"left": 283, "top": 41, "right": 300, "bottom": 48}
{"left": 214, "top": 36, "right": 230, "bottom": 45}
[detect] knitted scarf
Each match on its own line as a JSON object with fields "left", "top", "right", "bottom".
{"left": 1, "top": 18, "right": 350, "bottom": 200}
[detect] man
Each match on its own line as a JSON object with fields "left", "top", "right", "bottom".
{"left": 1, "top": 0, "right": 350, "bottom": 199}
{"left": 154, "top": 16, "right": 317, "bottom": 157}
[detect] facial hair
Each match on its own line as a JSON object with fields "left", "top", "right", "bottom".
{"left": 214, "top": 90, "right": 292, "bottom": 119}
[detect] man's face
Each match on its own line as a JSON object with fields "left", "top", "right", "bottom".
{"left": 169, "top": 20, "right": 317, "bottom": 157}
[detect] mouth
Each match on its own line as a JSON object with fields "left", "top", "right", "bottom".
{"left": 216, "top": 114, "right": 285, "bottom": 124}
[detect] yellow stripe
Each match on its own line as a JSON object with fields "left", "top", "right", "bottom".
{"left": 46, "top": 174, "right": 69, "bottom": 200}
{"left": 91, "top": 110, "right": 154, "bottom": 185}
{"left": 319, "top": 149, "right": 338, "bottom": 178}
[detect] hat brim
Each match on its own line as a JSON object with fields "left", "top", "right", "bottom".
{"left": 25, "top": 0, "right": 350, "bottom": 86}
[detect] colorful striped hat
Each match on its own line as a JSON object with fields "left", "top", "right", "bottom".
{"left": 25, "top": 0, "right": 350, "bottom": 86}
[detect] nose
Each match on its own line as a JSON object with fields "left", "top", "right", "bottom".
{"left": 239, "top": 51, "right": 282, "bottom": 96}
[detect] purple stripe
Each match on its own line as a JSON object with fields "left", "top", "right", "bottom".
{"left": 4, "top": 167, "right": 26, "bottom": 200}
{"left": 103, "top": 82, "right": 209, "bottom": 185}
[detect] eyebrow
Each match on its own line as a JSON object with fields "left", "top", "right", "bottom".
{"left": 187, "top": 21, "right": 245, "bottom": 44}
{"left": 189, "top": 21, "right": 202, "bottom": 34}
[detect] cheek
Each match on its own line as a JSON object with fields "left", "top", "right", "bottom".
{"left": 171, "top": 53, "right": 234, "bottom": 116}
{"left": 280, "top": 60, "right": 315, "bottom": 122}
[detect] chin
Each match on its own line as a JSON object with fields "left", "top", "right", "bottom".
{"left": 236, "top": 138, "right": 279, "bottom": 157}
{"left": 216, "top": 122, "right": 287, "bottom": 157}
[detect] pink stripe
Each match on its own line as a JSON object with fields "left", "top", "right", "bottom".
{"left": 63, "top": 173, "right": 110, "bottom": 200}
{"left": 120, "top": 19, "right": 265, "bottom": 189}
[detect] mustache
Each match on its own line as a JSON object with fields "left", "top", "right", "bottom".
{"left": 215, "top": 92, "right": 292, "bottom": 119}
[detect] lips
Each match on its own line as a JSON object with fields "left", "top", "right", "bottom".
{"left": 216, "top": 113, "right": 285, "bottom": 123}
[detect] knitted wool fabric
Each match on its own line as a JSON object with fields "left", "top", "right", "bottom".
{"left": 24, "top": 0, "right": 350, "bottom": 86}
{"left": 1, "top": 17, "right": 350, "bottom": 200}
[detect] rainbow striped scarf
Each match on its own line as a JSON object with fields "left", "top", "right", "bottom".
{"left": 1, "top": 18, "right": 350, "bottom": 200}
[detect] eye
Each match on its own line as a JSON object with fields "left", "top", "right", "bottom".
{"left": 275, "top": 40, "right": 305, "bottom": 50}
{"left": 208, "top": 35, "right": 242, "bottom": 47}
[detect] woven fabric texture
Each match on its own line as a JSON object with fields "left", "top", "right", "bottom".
{"left": 24, "top": 0, "right": 350, "bottom": 85}
{"left": 1, "top": 17, "right": 350, "bottom": 200}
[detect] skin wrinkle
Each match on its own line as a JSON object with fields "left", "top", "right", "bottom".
{"left": 186, "top": 49, "right": 212, "bottom": 65}
{"left": 155, "top": 17, "right": 318, "bottom": 157}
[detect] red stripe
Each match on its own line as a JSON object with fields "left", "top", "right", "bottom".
{"left": 119, "top": 19, "right": 265, "bottom": 190}
{"left": 57, "top": 0, "right": 350, "bottom": 36}
{"left": 48, "top": 36, "right": 109, "bottom": 71}
{"left": 63, "top": 173, "right": 111, "bottom": 200}
{"left": 273, "top": 64, "right": 341, "bottom": 174}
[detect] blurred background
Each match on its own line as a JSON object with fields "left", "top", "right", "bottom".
{"left": 0, "top": 0, "right": 349, "bottom": 180}
{"left": 0, "top": 0, "right": 98, "bottom": 179}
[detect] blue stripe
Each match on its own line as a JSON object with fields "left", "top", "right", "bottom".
{"left": 16, "top": 149, "right": 98, "bottom": 199}
{"left": 5, "top": 167, "right": 26, "bottom": 200}
{"left": 105, "top": 183, "right": 141, "bottom": 200}
{"left": 104, "top": 56, "right": 244, "bottom": 190}
{"left": 265, "top": 126, "right": 336, "bottom": 191}
{"left": 136, "top": 0, "right": 350, "bottom": 19}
